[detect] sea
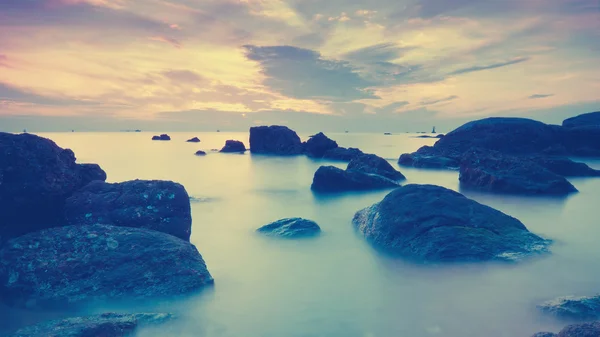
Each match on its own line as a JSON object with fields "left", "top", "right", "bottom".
{"left": 2, "top": 131, "right": 600, "bottom": 337}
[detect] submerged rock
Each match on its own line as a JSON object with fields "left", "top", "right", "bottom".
{"left": 220, "top": 140, "right": 246, "bottom": 153}
{"left": 563, "top": 111, "right": 600, "bottom": 128}
{"left": 0, "top": 132, "right": 107, "bottom": 243}
{"left": 257, "top": 218, "right": 321, "bottom": 238}
{"left": 459, "top": 150, "right": 578, "bottom": 196}
{"left": 311, "top": 166, "right": 399, "bottom": 193}
{"left": 0, "top": 224, "right": 213, "bottom": 309}
{"left": 6, "top": 312, "right": 173, "bottom": 337}
{"left": 531, "top": 321, "right": 600, "bottom": 337}
{"left": 249, "top": 125, "right": 303, "bottom": 155}
{"left": 352, "top": 184, "right": 550, "bottom": 262}
{"left": 347, "top": 154, "right": 406, "bottom": 181}
{"left": 64, "top": 180, "right": 192, "bottom": 241}
{"left": 152, "top": 134, "right": 170, "bottom": 141}
{"left": 303, "top": 132, "right": 338, "bottom": 158}
{"left": 186, "top": 137, "right": 201, "bottom": 143}
{"left": 538, "top": 295, "right": 600, "bottom": 321}
{"left": 195, "top": 150, "right": 207, "bottom": 156}
{"left": 322, "top": 147, "right": 365, "bottom": 162}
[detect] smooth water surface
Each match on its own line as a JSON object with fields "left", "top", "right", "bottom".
{"left": 3, "top": 132, "right": 600, "bottom": 337}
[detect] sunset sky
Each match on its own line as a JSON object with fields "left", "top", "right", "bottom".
{"left": 0, "top": 0, "right": 599, "bottom": 132}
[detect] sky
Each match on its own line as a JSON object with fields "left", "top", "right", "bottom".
{"left": 0, "top": 0, "right": 599, "bottom": 132}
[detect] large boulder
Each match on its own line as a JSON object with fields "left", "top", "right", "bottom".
{"left": 257, "top": 218, "right": 321, "bottom": 238}
{"left": 0, "top": 224, "right": 213, "bottom": 309}
{"left": 531, "top": 321, "right": 600, "bottom": 337}
{"left": 311, "top": 166, "right": 399, "bottom": 193}
{"left": 563, "top": 111, "right": 600, "bottom": 128}
{"left": 322, "top": 147, "right": 364, "bottom": 162}
{"left": 151, "top": 134, "right": 170, "bottom": 141}
{"left": 5, "top": 312, "right": 173, "bottom": 337}
{"left": 459, "top": 150, "right": 578, "bottom": 196}
{"left": 0, "top": 132, "right": 107, "bottom": 243}
{"left": 219, "top": 140, "right": 246, "bottom": 153}
{"left": 64, "top": 180, "right": 192, "bottom": 241}
{"left": 249, "top": 125, "right": 303, "bottom": 155}
{"left": 352, "top": 184, "right": 550, "bottom": 262}
{"left": 538, "top": 295, "right": 600, "bottom": 321}
{"left": 347, "top": 154, "right": 406, "bottom": 181}
{"left": 303, "top": 132, "right": 338, "bottom": 158}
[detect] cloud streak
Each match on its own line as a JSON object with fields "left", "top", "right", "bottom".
{"left": 448, "top": 57, "right": 530, "bottom": 75}
{"left": 529, "top": 94, "right": 554, "bottom": 99}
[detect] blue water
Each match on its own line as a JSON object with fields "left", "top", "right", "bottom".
{"left": 3, "top": 132, "right": 600, "bottom": 337}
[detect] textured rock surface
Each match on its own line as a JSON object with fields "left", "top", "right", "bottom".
{"left": 0, "top": 224, "right": 213, "bottom": 309}
{"left": 257, "top": 218, "right": 321, "bottom": 238}
{"left": 530, "top": 157, "right": 600, "bottom": 177}
{"left": 398, "top": 146, "right": 459, "bottom": 169}
{"left": 5, "top": 313, "right": 173, "bottom": 337}
{"left": 352, "top": 184, "right": 550, "bottom": 262}
{"left": 311, "top": 166, "right": 399, "bottom": 192}
{"left": 220, "top": 140, "right": 246, "bottom": 153}
{"left": 347, "top": 154, "right": 406, "bottom": 181}
{"left": 186, "top": 137, "right": 200, "bottom": 142}
{"left": 303, "top": 132, "right": 338, "bottom": 158}
{"left": 249, "top": 125, "right": 303, "bottom": 155}
{"left": 563, "top": 111, "right": 600, "bottom": 128}
{"left": 0, "top": 132, "right": 107, "bottom": 242}
{"left": 64, "top": 180, "right": 192, "bottom": 241}
{"left": 538, "top": 295, "right": 600, "bottom": 321}
{"left": 151, "top": 134, "right": 170, "bottom": 141}
{"left": 321, "top": 147, "right": 365, "bottom": 162}
{"left": 532, "top": 321, "right": 600, "bottom": 337}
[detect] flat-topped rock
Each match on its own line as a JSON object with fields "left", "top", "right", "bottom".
{"left": 5, "top": 312, "right": 173, "bottom": 337}
{"left": 347, "top": 154, "right": 406, "bottom": 181}
{"left": 0, "top": 224, "right": 213, "bottom": 309}
{"left": 257, "top": 218, "right": 321, "bottom": 238}
{"left": 186, "top": 137, "right": 201, "bottom": 143}
{"left": 311, "top": 166, "right": 399, "bottom": 193}
{"left": 563, "top": 111, "right": 600, "bottom": 128}
{"left": 538, "top": 295, "right": 600, "bottom": 321}
{"left": 249, "top": 125, "right": 303, "bottom": 155}
{"left": 64, "top": 179, "right": 192, "bottom": 241}
{"left": 220, "top": 140, "right": 246, "bottom": 153}
{"left": 304, "top": 132, "right": 338, "bottom": 158}
{"left": 152, "top": 134, "right": 170, "bottom": 141}
{"left": 352, "top": 184, "right": 550, "bottom": 262}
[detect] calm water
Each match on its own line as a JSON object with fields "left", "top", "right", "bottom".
{"left": 3, "top": 132, "right": 600, "bottom": 337}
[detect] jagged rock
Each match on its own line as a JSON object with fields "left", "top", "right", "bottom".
{"left": 249, "top": 125, "right": 303, "bottom": 155}
{"left": 5, "top": 312, "right": 173, "bottom": 337}
{"left": 186, "top": 137, "right": 201, "bottom": 143}
{"left": 219, "top": 140, "right": 246, "bottom": 153}
{"left": 311, "top": 166, "right": 399, "bottom": 192}
{"left": 151, "top": 134, "right": 170, "bottom": 141}
{"left": 538, "top": 295, "right": 600, "bottom": 321}
{"left": 352, "top": 184, "right": 550, "bottom": 262}
{"left": 257, "top": 218, "right": 321, "bottom": 238}
{"left": 563, "top": 111, "right": 600, "bottom": 128}
{"left": 303, "top": 132, "right": 338, "bottom": 158}
{"left": 347, "top": 154, "right": 406, "bottom": 181}
{"left": 0, "top": 224, "right": 213, "bottom": 309}
{"left": 64, "top": 180, "right": 192, "bottom": 241}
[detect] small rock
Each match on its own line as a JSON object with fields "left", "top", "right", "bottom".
{"left": 195, "top": 150, "right": 207, "bottom": 156}
{"left": 151, "top": 134, "right": 170, "bottom": 141}
{"left": 220, "top": 140, "right": 246, "bottom": 153}
{"left": 186, "top": 137, "right": 201, "bottom": 143}
{"left": 311, "top": 166, "right": 399, "bottom": 193}
{"left": 257, "top": 218, "right": 321, "bottom": 238}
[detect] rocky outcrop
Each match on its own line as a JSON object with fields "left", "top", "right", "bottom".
{"left": 352, "top": 184, "right": 550, "bottom": 262}
{"left": 311, "top": 166, "right": 399, "bottom": 192}
{"left": 194, "top": 150, "right": 207, "bottom": 156}
{"left": 0, "top": 224, "right": 213, "bottom": 309}
{"left": 5, "top": 312, "right": 173, "bottom": 337}
{"left": 64, "top": 180, "right": 192, "bottom": 241}
{"left": 531, "top": 321, "right": 600, "bottom": 337}
{"left": 321, "top": 147, "right": 364, "bottom": 162}
{"left": 459, "top": 150, "right": 578, "bottom": 196}
{"left": 0, "top": 132, "right": 107, "bottom": 243}
{"left": 398, "top": 146, "right": 459, "bottom": 169}
{"left": 152, "top": 134, "right": 170, "bottom": 141}
{"left": 531, "top": 157, "right": 600, "bottom": 177}
{"left": 563, "top": 111, "right": 600, "bottom": 128}
{"left": 538, "top": 295, "right": 600, "bottom": 321}
{"left": 347, "top": 154, "right": 406, "bottom": 181}
{"left": 186, "top": 137, "right": 201, "bottom": 143}
{"left": 303, "top": 132, "right": 338, "bottom": 158}
{"left": 249, "top": 125, "right": 303, "bottom": 155}
{"left": 257, "top": 218, "right": 321, "bottom": 238}
{"left": 219, "top": 140, "right": 246, "bottom": 153}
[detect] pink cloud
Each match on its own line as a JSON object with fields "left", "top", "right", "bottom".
{"left": 0, "top": 54, "right": 11, "bottom": 68}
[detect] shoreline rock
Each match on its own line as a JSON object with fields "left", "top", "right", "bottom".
{"left": 304, "top": 132, "right": 338, "bottom": 158}
{"left": 249, "top": 125, "right": 303, "bottom": 155}
{"left": 257, "top": 218, "right": 321, "bottom": 238}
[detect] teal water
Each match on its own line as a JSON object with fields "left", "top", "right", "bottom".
{"left": 3, "top": 132, "right": 600, "bottom": 337}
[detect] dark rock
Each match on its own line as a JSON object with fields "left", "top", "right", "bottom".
{"left": 531, "top": 157, "right": 600, "bottom": 177}
{"left": 321, "top": 147, "right": 364, "bottom": 162}
{"left": 303, "top": 132, "right": 338, "bottom": 158}
{"left": 560, "top": 126, "right": 600, "bottom": 157}
{"left": 538, "top": 295, "right": 600, "bottom": 321}
{"left": 0, "top": 224, "right": 213, "bottom": 309}
{"left": 436, "top": 134, "right": 445, "bottom": 138}
{"left": 249, "top": 125, "right": 303, "bottom": 155}
{"left": 459, "top": 150, "right": 578, "bottom": 196}
{"left": 257, "top": 218, "right": 321, "bottom": 238}
{"left": 398, "top": 146, "right": 459, "bottom": 169}
{"left": 347, "top": 154, "right": 406, "bottom": 181}
{"left": 64, "top": 180, "right": 192, "bottom": 241}
{"left": 563, "top": 111, "right": 600, "bottom": 128}
{"left": 186, "top": 137, "right": 201, "bottom": 143}
{"left": 220, "top": 140, "right": 246, "bottom": 153}
{"left": 195, "top": 150, "right": 206, "bottom": 156}
{"left": 352, "top": 184, "right": 550, "bottom": 262}
{"left": 532, "top": 333, "right": 557, "bottom": 337}
{"left": 5, "top": 312, "right": 173, "bottom": 337}
{"left": 0, "top": 132, "right": 107, "bottom": 243}
{"left": 311, "top": 166, "right": 399, "bottom": 193}
{"left": 533, "top": 321, "right": 600, "bottom": 337}
{"left": 151, "top": 134, "right": 170, "bottom": 141}
{"left": 384, "top": 133, "right": 392, "bottom": 135}
{"left": 415, "top": 135, "right": 439, "bottom": 138}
